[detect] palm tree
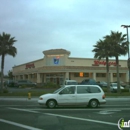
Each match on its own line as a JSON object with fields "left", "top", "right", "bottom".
{"left": 92, "top": 39, "right": 113, "bottom": 92}
{"left": 0, "top": 32, "right": 17, "bottom": 93}
{"left": 104, "top": 31, "right": 127, "bottom": 93}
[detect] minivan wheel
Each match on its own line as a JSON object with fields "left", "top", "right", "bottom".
{"left": 89, "top": 100, "right": 98, "bottom": 108}
{"left": 47, "top": 100, "right": 56, "bottom": 108}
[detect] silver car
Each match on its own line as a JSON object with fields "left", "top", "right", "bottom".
{"left": 110, "top": 83, "right": 124, "bottom": 92}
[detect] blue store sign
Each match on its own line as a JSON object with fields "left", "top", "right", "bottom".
{"left": 53, "top": 57, "right": 59, "bottom": 64}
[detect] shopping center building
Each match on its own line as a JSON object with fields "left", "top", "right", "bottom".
{"left": 12, "top": 49, "right": 128, "bottom": 85}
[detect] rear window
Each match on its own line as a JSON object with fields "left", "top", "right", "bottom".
{"left": 77, "top": 86, "right": 101, "bottom": 94}
{"left": 90, "top": 87, "right": 101, "bottom": 93}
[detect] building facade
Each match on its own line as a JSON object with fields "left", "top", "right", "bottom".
{"left": 13, "top": 49, "right": 128, "bottom": 85}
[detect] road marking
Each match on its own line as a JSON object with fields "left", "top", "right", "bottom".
{"left": 8, "top": 107, "right": 40, "bottom": 113}
{"left": 104, "top": 105, "right": 130, "bottom": 106}
{"left": 1, "top": 104, "right": 130, "bottom": 107}
{"left": 29, "top": 108, "right": 130, "bottom": 111}
{"left": 8, "top": 107, "right": 130, "bottom": 111}
{"left": 45, "top": 113, "right": 117, "bottom": 126}
{"left": 8, "top": 107, "right": 117, "bottom": 126}
{"left": 95, "top": 110, "right": 121, "bottom": 115}
{"left": 0, "top": 119, "right": 43, "bottom": 130}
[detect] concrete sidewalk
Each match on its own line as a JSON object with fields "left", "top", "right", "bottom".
{"left": 0, "top": 96, "right": 130, "bottom": 101}
{"left": 0, "top": 96, "right": 38, "bottom": 101}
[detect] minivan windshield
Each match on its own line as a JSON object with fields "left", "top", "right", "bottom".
{"left": 53, "top": 87, "right": 64, "bottom": 94}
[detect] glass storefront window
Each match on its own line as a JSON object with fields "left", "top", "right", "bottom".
{"left": 45, "top": 73, "right": 64, "bottom": 85}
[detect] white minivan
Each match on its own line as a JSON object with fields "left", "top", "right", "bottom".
{"left": 38, "top": 85, "right": 106, "bottom": 108}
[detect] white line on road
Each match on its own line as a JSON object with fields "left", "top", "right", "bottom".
{"left": 45, "top": 113, "right": 117, "bottom": 126}
{"left": 8, "top": 107, "right": 117, "bottom": 126}
{"left": 29, "top": 107, "right": 130, "bottom": 111}
{"left": 0, "top": 119, "right": 43, "bottom": 130}
{"left": 8, "top": 107, "right": 130, "bottom": 111}
{"left": 1, "top": 104, "right": 130, "bottom": 107}
{"left": 9, "top": 107, "right": 40, "bottom": 113}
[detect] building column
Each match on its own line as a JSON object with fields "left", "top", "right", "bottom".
{"left": 37, "top": 73, "right": 41, "bottom": 83}
{"left": 23, "top": 74, "right": 28, "bottom": 80}
{"left": 65, "top": 72, "right": 69, "bottom": 80}
{"left": 22, "top": 75, "right": 25, "bottom": 80}
{"left": 18, "top": 75, "right": 20, "bottom": 80}
{"left": 126, "top": 71, "right": 129, "bottom": 83}
{"left": 93, "top": 72, "right": 96, "bottom": 81}
{"left": 44, "top": 74, "right": 46, "bottom": 83}
{"left": 28, "top": 74, "right": 31, "bottom": 81}
{"left": 40, "top": 73, "right": 44, "bottom": 83}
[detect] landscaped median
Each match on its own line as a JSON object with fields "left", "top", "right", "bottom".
{"left": 0, "top": 87, "right": 130, "bottom": 97}
{"left": 102, "top": 88, "right": 130, "bottom": 96}
{"left": 0, "top": 87, "right": 57, "bottom": 97}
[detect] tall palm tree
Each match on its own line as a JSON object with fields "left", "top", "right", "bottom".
{"left": 0, "top": 32, "right": 17, "bottom": 93}
{"left": 92, "top": 39, "right": 112, "bottom": 92}
{"left": 105, "top": 31, "right": 127, "bottom": 93}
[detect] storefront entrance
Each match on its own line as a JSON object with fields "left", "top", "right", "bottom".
{"left": 46, "top": 73, "right": 64, "bottom": 85}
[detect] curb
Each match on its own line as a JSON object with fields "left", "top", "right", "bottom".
{"left": 0, "top": 96, "right": 130, "bottom": 101}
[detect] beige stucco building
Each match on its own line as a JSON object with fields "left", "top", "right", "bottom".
{"left": 13, "top": 49, "right": 128, "bottom": 85}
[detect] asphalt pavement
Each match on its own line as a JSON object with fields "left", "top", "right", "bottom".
{"left": 0, "top": 98, "right": 130, "bottom": 130}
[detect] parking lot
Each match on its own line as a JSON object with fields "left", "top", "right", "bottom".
{"left": 0, "top": 97, "right": 130, "bottom": 130}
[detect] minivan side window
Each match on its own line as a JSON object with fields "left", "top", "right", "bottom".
{"left": 77, "top": 86, "right": 91, "bottom": 94}
{"left": 90, "top": 86, "right": 101, "bottom": 93}
{"left": 77, "top": 86, "right": 101, "bottom": 94}
{"left": 59, "top": 86, "right": 75, "bottom": 94}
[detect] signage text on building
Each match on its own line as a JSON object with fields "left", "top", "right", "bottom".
{"left": 25, "top": 63, "right": 35, "bottom": 69}
{"left": 94, "top": 60, "right": 117, "bottom": 66}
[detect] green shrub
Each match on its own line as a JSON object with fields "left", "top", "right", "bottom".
{"left": 19, "top": 85, "right": 27, "bottom": 88}
{"left": 102, "top": 88, "right": 130, "bottom": 93}
{"left": 44, "top": 82, "right": 60, "bottom": 88}
{"left": 3, "top": 89, "right": 8, "bottom": 93}
{"left": 122, "top": 88, "right": 129, "bottom": 92}
{"left": 102, "top": 88, "right": 108, "bottom": 92}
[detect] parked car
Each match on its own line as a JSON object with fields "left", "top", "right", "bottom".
{"left": 14, "top": 80, "right": 37, "bottom": 87}
{"left": 97, "top": 81, "right": 107, "bottom": 88}
{"left": 80, "top": 79, "right": 97, "bottom": 85}
{"left": 38, "top": 85, "right": 106, "bottom": 108}
{"left": 5, "top": 79, "right": 15, "bottom": 87}
{"left": 114, "top": 81, "right": 127, "bottom": 88}
{"left": 64, "top": 80, "right": 78, "bottom": 85}
{"left": 110, "top": 83, "right": 124, "bottom": 92}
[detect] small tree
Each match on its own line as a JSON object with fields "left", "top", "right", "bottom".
{"left": 8, "top": 70, "right": 13, "bottom": 79}
{"left": 0, "top": 32, "right": 17, "bottom": 93}
{"left": 105, "top": 31, "right": 127, "bottom": 93}
{"left": 92, "top": 39, "right": 113, "bottom": 92}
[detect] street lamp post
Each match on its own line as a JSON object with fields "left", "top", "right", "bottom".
{"left": 121, "top": 25, "right": 130, "bottom": 89}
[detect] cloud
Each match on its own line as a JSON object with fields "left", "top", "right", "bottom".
{"left": 0, "top": 0, "right": 129, "bottom": 74}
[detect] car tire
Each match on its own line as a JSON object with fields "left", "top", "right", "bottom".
{"left": 47, "top": 100, "right": 56, "bottom": 108}
{"left": 89, "top": 99, "right": 99, "bottom": 108}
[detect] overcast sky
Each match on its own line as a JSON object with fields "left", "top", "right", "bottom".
{"left": 0, "top": 0, "right": 130, "bottom": 74}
